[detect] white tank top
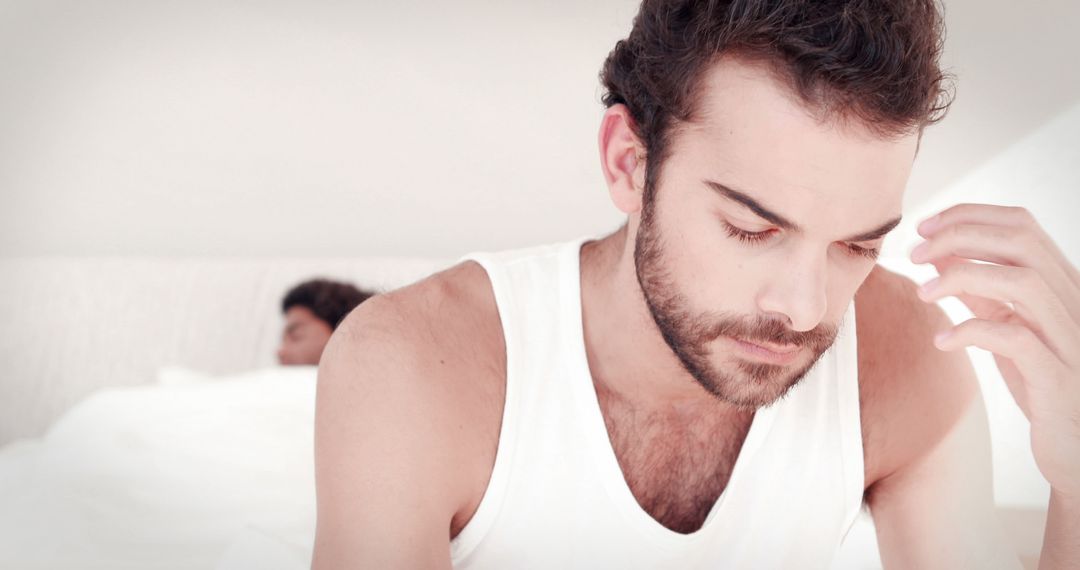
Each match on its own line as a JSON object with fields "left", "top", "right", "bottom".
{"left": 449, "top": 234, "right": 865, "bottom": 569}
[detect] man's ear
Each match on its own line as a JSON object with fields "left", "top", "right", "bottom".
{"left": 598, "top": 104, "right": 647, "bottom": 215}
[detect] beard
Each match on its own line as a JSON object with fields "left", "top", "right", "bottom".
{"left": 632, "top": 186, "right": 841, "bottom": 410}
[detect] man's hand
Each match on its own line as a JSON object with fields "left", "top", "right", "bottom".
{"left": 910, "top": 203, "right": 1080, "bottom": 567}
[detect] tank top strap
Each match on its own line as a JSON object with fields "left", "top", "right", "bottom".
{"left": 449, "top": 235, "right": 596, "bottom": 561}
{"left": 833, "top": 297, "right": 865, "bottom": 548}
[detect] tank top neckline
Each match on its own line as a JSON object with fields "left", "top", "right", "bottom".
{"left": 561, "top": 233, "right": 779, "bottom": 547}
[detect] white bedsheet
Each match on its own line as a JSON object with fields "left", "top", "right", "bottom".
{"left": 0, "top": 366, "right": 317, "bottom": 570}
{"left": 0, "top": 364, "right": 889, "bottom": 569}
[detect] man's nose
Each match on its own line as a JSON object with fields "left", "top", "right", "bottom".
{"left": 756, "top": 252, "right": 828, "bottom": 332}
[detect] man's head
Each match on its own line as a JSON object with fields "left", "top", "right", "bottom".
{"left": 597, "top": 0, "right": 953, "bottom": 409}
{"left": 278, "top": 279, "right": 375, "bottom": 366}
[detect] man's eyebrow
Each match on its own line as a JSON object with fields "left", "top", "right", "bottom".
{"left": 703, "top": 179, "right": 902, "bottom": 242}
{"left": 704, "top": 180, "right": 798, "bottom": 231}
{"left": 846, "top": 215, "right": 903, "bottom": 242}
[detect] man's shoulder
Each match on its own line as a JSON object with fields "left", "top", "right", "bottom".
{"left": 329, "top": 257, "right": 508, "bottom": 415}
{"left": 313, "top": 260, "right": 509, "bottom": 546}
{"left": 854, "top": 264, "right": 982, "bottom": 491}
{"left": 336, "top": 258, "right": 506, "bottom": 376}
{"left": 321, "top": 259, "right": 508, "bottom": 523}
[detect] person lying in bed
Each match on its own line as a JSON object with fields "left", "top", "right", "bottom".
{"left": 277, "top": 278, "right": 374, "bottom": 366}
{"left": 311, "top": 1, "right": 1080, "bottom": 568}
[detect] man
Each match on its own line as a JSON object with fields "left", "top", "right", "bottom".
{"left": 277, "top": 278, "right": 374, "bottom": 366}
{"left": 312, "top": 1, "right": 1079, "bottom": 568}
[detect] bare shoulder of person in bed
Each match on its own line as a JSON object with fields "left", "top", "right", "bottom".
{"left": 311, "top": 259, "right": 505, "bottom": 569}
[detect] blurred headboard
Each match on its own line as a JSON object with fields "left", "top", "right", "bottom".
{"left": 0, "top": 256, "right": 453, "bottom": 444}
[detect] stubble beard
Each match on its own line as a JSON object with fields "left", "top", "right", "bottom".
{"left": 631, "top": 185, "right": 840, "bottom": 410}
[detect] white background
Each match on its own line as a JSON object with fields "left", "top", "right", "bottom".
{"left": 1, "top": 0, "right": 1077, "bottom": 259}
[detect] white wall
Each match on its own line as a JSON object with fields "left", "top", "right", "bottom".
{"left": 0, "top": 0, "right": 633, "bottom": 258}
{"left": 2, "top": 0, "right": 1078, "bottom": 258}
{"left": 905, "top": 0, "right": 1080, "bottom": 206}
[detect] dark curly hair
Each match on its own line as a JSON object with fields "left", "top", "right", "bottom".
{"left": 600, "top": 0, "right": 955, "bottom": 199}
{"left": 282, "top": 278, "right": 376, "bottom": 330}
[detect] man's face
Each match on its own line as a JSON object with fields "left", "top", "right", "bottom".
{"left": 632, "top": 57, "right": 917, "bottom": 409}
{"left": 277, "top": 306, "right": 334, "bottom": 366}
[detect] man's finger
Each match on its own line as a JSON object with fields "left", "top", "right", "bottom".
{"left": 912, "top": 223, "right": 1080, "bottom": 323}
{"left": 929, "top": 256, "right": 1012, "bottom": 320}
{"left": 917, "top": 203, "right": 1032, "bottom": 237}
{"left": 936, "top": 318, "right": 1065, "bottom": 411}
{"left": 918, "top": 203, "right": 1080, "bottom": 293}
{"left": 919, "top": 261, "right": 1079, "bottom": 365}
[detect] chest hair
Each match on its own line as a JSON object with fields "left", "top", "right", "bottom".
{"left": 597, "top": 384, "right": 755, "bottom": 534}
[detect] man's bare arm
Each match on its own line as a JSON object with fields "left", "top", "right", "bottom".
{"left": 311, "top": 296, "right": 459, "bottom": 569}
{"left": 869, "top": 382, "right": 1022, "bottom": 569}
{"left": 859, "top": 269, "right": 1022, "bottom": 568}
{"left": 1038, "top": 490, "right": 1080, "bottom": 569}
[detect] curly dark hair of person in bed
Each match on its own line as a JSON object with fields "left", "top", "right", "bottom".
{"left": 278, "top": 279, "right": 376, "bottom": 366}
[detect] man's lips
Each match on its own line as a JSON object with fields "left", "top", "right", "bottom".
{"left": 740, "top": 338, "right": 800, "bottom": 354}
{"left": 727, "top": 336, "right": 801, "bottom": 364}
